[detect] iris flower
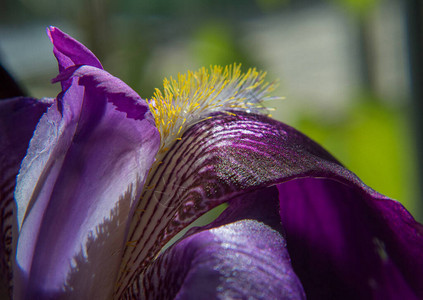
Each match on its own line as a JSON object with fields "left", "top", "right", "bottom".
{"left": 0, "top": 27, "right": 422, "bottom": 300}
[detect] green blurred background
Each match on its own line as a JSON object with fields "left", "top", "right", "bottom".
{"left": 1, "top": 0, "right": 422, "bottom": 221}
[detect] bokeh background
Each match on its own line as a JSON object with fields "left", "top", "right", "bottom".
{"left": 1, "top": 0, "right": 422, "bottom": 221}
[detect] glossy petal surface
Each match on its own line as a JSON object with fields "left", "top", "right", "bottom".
{"left": 13, "top": 29, "right": 159, "bottom": 299}
{"left": 126, "top": 186, "right": 303, "bottom": 299}
{"left": 141, "top": 218, "right": 304, "bottom": 300}
{"left": 117, "top": 110, "right": 340, "bottom": 293}
{"left": 119, "top": 111, "right": 423, "bottom": 298}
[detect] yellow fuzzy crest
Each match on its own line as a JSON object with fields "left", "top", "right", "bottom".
{"left": 148, "top": 64, "right": 278, "bottom": 152}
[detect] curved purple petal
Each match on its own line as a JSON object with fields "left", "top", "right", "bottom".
{"left": 47, "top": 27, "right": 103, "bottom": 91}
{"left": 140, "top": 218, "right": 305, "bottom": 299}
{"left": 123, "top": 186, "right": 299, "bottom": 298}
{"left": 278, "top": 178, "right": 423, "bottom": 299}
{"left": 118, "top": 111, "right": 423, "bottom": 298}
{"left": 116, "top": 110, "right": 342, "bottom": 293}
{"left": 0, "top": 97, "right": 53, "bottom": 298}
{"left": 13, "top": 32, "right": 160, "bottom": 298}
{"left": 53, "top": 65, "right": 149, "bottom": 120}
{"left": 47, "top": 27, "right": 102, "bottom": 72}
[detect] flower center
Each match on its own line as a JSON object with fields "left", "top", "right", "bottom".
{"left": 148, "top": 64, "right": 278, "bottom": 153}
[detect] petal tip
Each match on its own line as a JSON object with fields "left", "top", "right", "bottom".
{"left": 46, "top": 26, "right": 58, "bottom": 41}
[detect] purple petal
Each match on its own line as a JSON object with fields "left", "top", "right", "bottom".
{"left": 122, "top": 186, "right": 302, "bottom": 298}
{"left": 47, "top": 27, "right": 103, "bottom": 91}
{"left": 0, "top": 97, "right": 53, "bottom": 297}
{"left": 140, "top": 219, "right": 305, "bottom": 299}
{"left": 118, "top": 111, "right": 423, "bottom": 298}
{"left": 13, "top": 33, "right": 159, "bottom": 298}
{"left": 117, "top": 111, "right": 340, "bottom": 292}
{"left": 52, "top": 65, "right": 149, "bottom": 120}
{"left": 278, "top": 178, "right": 423, "bottom": 299}
{"left": 47, "top": 27, "right": 102, "bottom": 72}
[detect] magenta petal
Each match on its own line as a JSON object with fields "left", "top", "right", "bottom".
{"left": 0, "top": 97, "right": 53, "bottom": 297}
{"left": 47, "top": 27, "right": 102, "bottom": 72}
{"left": 141, "top": 219, "right": 305, "bottom": 300}
{"left": 47, "top": 27, "right": 103, "bottom": 91}
{"left": 278, "top": 178, "right": 423, "bottom": 299}
{"left": 13, "top": 50, "right": 159, "bottom": 299}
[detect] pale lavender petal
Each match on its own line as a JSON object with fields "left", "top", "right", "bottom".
{"left": 13, "top": 47, "right": 159, "bottom": 299}
{"left": 0, "top": 97, "right": 53, "bottom": 298}
{"left": 140, "top": 219, "right": 305, "bottom": 300}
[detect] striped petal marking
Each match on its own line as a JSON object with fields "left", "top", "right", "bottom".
{"left": 0, "top": 97, "right": 53, "bottom": 297}
{"left": 116, "top": 110, "right": 342, "bottom": 297}
{"left": 115, "top": 64, "right": 341, "bottom": 297}
{"left": 115, "top": 64, "right": 280, "bottom": 296}
{"left": 115, "top": 65, "right": 423, "bottom": 298}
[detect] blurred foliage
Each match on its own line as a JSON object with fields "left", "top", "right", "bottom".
{"left": 331, "top": 0, "right": 380, "bottom": 16}
{"left": 297, "top": 96, "right": 418, "bottom": 216}
{"left": 255, "top": 0, "right": 290, "bottom": 11}
{"left": 189, "top": 21, "right": 247, "bottom": 67}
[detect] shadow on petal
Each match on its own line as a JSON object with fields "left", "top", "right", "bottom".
{"left": 140, "top": 219, "right": 305, "bottom": 300}
{"left": 278, "top": 178, "right": 423, "bottom": 299}
{"left": 0, "top": 97, "right": 52, "bottom": 298}
{"left": 62, "top": 182, "right": 142, "bottom": 300}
